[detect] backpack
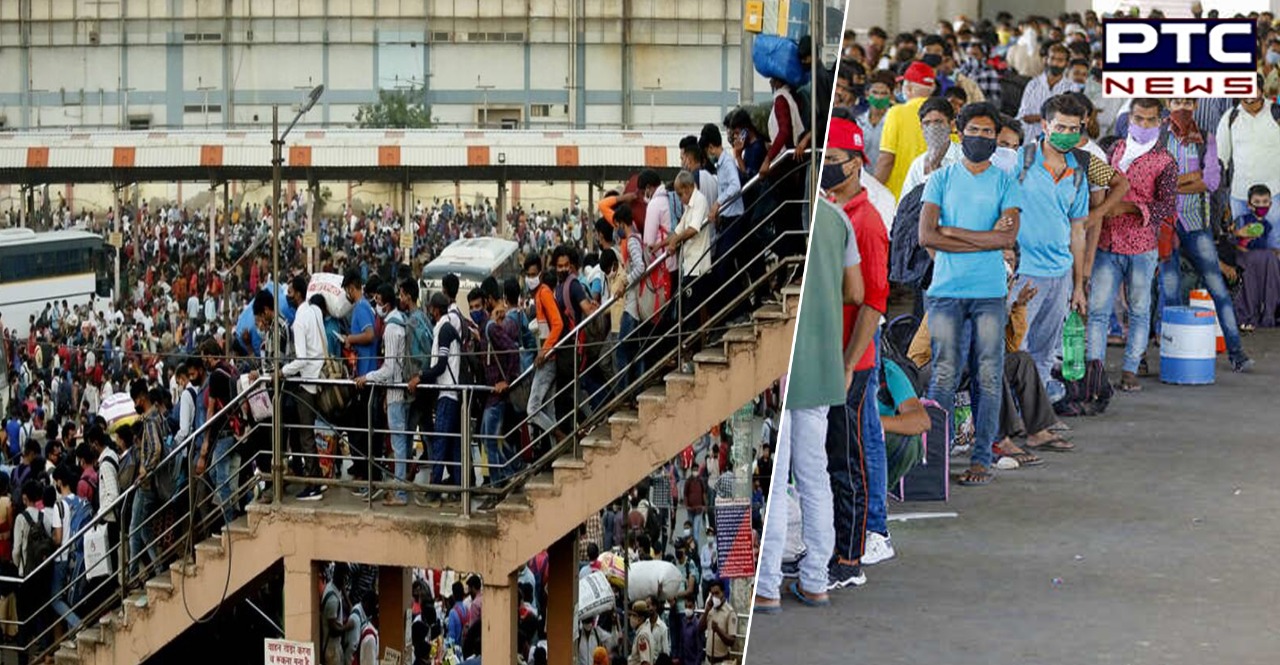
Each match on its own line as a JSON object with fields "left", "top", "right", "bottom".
{"left": 556, "top": 277, "right": 590, "bottom": 371}
{"left": 888, "top": 183, "right": 933, "bottom": 288}
{"left": 351, "top": 624, "right": 377, "bottom": 665}
{"left": 892, "top": 399, "right": 950, "bottom": 502}
{"left": 403, "top": 309, "right": 435, "bottom": 379}
{"left": 382, "top": 311, "right": 411, "bottom": 386}
{"left": 878, "top": 315, "right": 926, "bottom": 397}
{"left": 1054, "top": 359, "right": 1113, "bottom": 417}
{"left": 1018, "top": 142, "right": 1087, "bottom": 193}
{"left": 59, "top": 495, "right": 93, "bottom": 603}
{"left": 20, "top": 511, "right": 56, "bottom": 573}
{"left": 448, "top": 311, "right": 485, "bottom": 389}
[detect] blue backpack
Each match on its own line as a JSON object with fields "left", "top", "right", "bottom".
{"left": 61, "top": 494, "right": 95, "bottom": 604}
{"left": 403, "top": 309, "right": 435, "bottom": 380}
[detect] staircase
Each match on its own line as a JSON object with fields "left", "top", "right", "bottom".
{"left": 51, "top": 286, "right": 798, "bottom": 665}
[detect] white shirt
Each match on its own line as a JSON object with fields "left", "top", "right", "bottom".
{"left": 363, "top": 309, "right": 407, "bottom": 404}
{"left": 903, "top": 141, "right": 963, "bottom": 196}
{"left": 644, "top": 185, "right": 678, "bottom": 273}
{"left": 859, "top": 171, "right": 897, "bottom": 235}
{"left": 430, "top": 307, "right": 464, "bottom": 403}
{"left": 97, "top": 447, "right": 120, "bottom": 521}
{"left": 1216, "top": 101, "right": 1280, "bottom": 200}
{"left": 675, "top": 189, "right": 711, "bottom": 277}
{"left": 279, "top": 301, "right": 325, "bottom": 394}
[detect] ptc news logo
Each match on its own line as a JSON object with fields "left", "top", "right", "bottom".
{"left": 1103, "top": 19, "right": 1259, "bottom": 98}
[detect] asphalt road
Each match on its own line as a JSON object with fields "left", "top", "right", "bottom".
{"left": 745, "top": 330, "right": 1280, "bottom": 665}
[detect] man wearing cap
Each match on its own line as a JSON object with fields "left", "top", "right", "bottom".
{"left": 823, "top": 111, "right": 890, "bottom": 590}
{"left": 919, "top": 102, "right": 1022, "bottom": 486}
{"left": 873, "top": 60, "right": 937, "bottom": 200}
{"left": 627, "top": 601, "right": 655, "bottom": 665}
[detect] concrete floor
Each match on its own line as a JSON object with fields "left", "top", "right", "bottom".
{"left": 745, "top": 330, "right": 1280, "bottom": 665}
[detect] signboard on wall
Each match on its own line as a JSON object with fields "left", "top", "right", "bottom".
{"left": 264, "top": 639, "right": 315, "bottom": 665}
{"left": 749, "top": 0, "right": 813, "bottom": 39}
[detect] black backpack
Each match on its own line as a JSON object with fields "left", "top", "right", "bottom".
{"left": 888, "top": 183, "right": 933, "bottom": 288}
{"left": 447, "top": 311, "right": 485, "bottom": 390}
{"left": 20, "top": 511, "right": 56, "bottom": 573}
{"left": 878, "top": 315, "right": 926, "bottom": 399}
{"left": 1053, "top": 359, "right": 1113, "bottom": 417}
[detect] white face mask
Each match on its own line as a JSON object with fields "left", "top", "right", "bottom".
{"left": 712, "top": 597, "right": 723, "bottom": 609}
{"left": 526, "top": 275, "right": 539, "bottom": 292}
{"left": 991, "top": 146, "right": 1018, "bottom": 174}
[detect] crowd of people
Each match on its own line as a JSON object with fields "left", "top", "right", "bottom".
{"left": 757, "top": 6, "right": 1280, "bottom": 611}
{"left": 0, "top": 27, "right": 815, "bottom": 659}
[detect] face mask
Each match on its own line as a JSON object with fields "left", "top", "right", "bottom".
{"left": 898, "top": 48, "right": 916, "bottom": 62}
{"left": 961, "top": 135, "right": 997, "bottom": 163}
{"left": 1256, "top": 206, "right": 1272, "bottom": 218}
{"left": 1047, "top": 131, "right": 1081, "bottom": 152}
{"left": 923, "top": 123, "right": 952, "bottom": 153}
{"left": 1046, "top": 64, "right": 1065, "bottom": 77}
{"left": 1069, "top": 81, "right": 1085, "bottom": 93}
{"left": 894, "top": 91, "right": 907, "bottom": 104}
{"left": 683, "top": 528, "right": 692, "bottom": 537}
{"left": 991, "top": 146, "right": 1018, "bottom": 173}
{"left": 867, "top": 95, "right": 891, "bottom": 110}
{"left": 1128, "top": 124, "right": 1160, "bottom": 145}
{"left": 921, "top": 53, "right": 943, "bottom": 68}
{"left": 470, "top": 310, "right": 485, "bottom": 325}
{"left": 712, "top": 597, "right": 723, "bottom": 609}
{"left": 820, "top": 162, "right": 850, "bottom": 191}
{"left": 1267, "top": 51, "right": 1280, "bottom": 65}
{"left": 526, "top": 275, "right": 539, "bottom": 292}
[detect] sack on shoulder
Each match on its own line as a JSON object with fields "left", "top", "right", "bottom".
{"left": 317, "top": 356, "right": 351, "bottom": 419}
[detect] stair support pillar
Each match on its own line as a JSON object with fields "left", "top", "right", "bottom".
{"left": 546, "top": 531, "right": 579, "bottom": 665}
{"left": 482, "top": 571, "right": 521, "bottom": 664}
{"left": 283, "top": 559, "right": 318, "bottom": 646}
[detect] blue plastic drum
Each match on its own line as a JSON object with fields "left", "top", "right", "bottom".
{"left": 1159, "top": 306, "right": 1216, "bottom": 385}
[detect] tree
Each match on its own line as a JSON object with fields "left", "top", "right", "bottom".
{"left": 355, "top": 88, "right": 433, "bottom": 129}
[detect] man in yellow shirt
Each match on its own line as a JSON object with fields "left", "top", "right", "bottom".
{"left": 873, "top": 61, "right": 937, "bottom": 200}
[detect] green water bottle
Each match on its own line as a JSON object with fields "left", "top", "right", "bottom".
{"left": 1062, "top": 310, "right": 1086, "bottom": 382}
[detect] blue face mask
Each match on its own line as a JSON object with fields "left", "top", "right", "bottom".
{"left": 1267, "top": 50, "right": 1280, "bottom": 65}
{"left": 470, "top": 310, "right": 486, "bottom": 325}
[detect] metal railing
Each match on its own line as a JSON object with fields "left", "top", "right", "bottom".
{"left": 0, "top": 147, "right": 811, "bottom": 662}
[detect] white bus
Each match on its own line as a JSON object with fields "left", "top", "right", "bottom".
{"left": 0, "top": 228, "right": 112, "bottom": 337}
{"left": 419, "top": 237, "right": 521, "bottom": 303}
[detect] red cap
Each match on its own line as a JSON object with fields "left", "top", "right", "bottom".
{"left": 898, "top": 61, "right": 937, "bottom": 87}
{"left": 828, "top": 117, "right": 865, "bottom": 157}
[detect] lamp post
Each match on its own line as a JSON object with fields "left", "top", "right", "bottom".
{"left": 642, "top": 79, "right": 661, "bottom": 128}
{"left": 270, "top": 84, "right": 324, "bottom": 503}
{"left": 476, "top": 80, "right": 495, "bottom": 128}
{"left": 197, "top": 76, "right": 216, "bottom": 129}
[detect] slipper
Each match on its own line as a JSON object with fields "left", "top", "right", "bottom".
{"left": 957, "top": 467, "right": 993, "bottom": 486}
{"left": 754, "top": 598, "right": 783, "bottom": 615}
{"left": 1026, "top": 437, "right": 1075, "bottom": 452}
{"left": 789, "top": 582, "right": 831, "bottom": 607}
{"left": 992, "top": 443, "right": 1044, "bottom": 467}
{"left": 1049, "top": 420, "right": 1072, "bottom": 433}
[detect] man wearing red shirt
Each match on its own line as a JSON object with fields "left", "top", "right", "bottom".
{"left": 821, "top": 113, "right": 890, "bottom": 591}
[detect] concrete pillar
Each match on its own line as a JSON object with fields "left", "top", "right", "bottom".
{"left": 482, "top": 572, "right": 520, "bottom": 665}
{"left": 378, "top": 567, "right": 413, "bottom": 658}
{"left": 497, "top": 180, "right": 508, "bottom": 236}
{"left": 283, "top": 560, "right": 317, "bottom": 645}
{"left": 546, "top": 532, "right": 579, "bottom": 665}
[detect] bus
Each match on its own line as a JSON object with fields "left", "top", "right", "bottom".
{"left": 0, "top": 228, "right": 113, "bottom": 336}
{"left": 419, "top": 237, "right": 521, "bottom": 304}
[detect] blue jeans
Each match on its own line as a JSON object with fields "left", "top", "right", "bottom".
{"left": 1158, "top": 227, "right": 1245, "bottom": 361}
{"left": 927, "top": 297, "right": 1006, "bottom": 470}
{"left": 1012, "top": 273, "right": 1072, "bottom": 403}
{"left": 480, "top": 402, "right": 507, "bottom": 484}
{"left": 387, "top": 400, "right": 411, "bottom": 501}
{"left": 129, "top": 487, "right": 161, "bottom": 579}
{"left": 430, "top": 397, "right": 461, "bottom": 487}
{"left": 616, "top": 312, "right": 643, "bottom": 395}
{"left": 757, "top": 406, "right": 833, "bottom": 599}
{"left": 861, "top": 339, "right": 888, "bottom": 537}
{"left": 1089, "top": 250, "right": 1158, "bottom": 374}
{"left": 51, "top": 559, "right": 81, "bottom": 630}
{"left": 211, "top": 436, "right": 235, "bottom": 524}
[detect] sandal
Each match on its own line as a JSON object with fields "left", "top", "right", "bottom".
{"left": 1120, "top": 371, "right": 1142, "bottom": 392}
{"left": 754, "top": 596, "right": 783, "bottom": 615}
{"left": 1025, "top": 437, "right": 1075, "bottom": 452}
{"left": 957, "top": 466, "right": 993, "bottom": 486}
{"left": 788, "top": 582, "right": 830, "bottom": 607}
{"left": 992, "top": 441, "right": 1044, "bottom": 466}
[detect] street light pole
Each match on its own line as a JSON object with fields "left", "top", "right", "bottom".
{"left": 270, "top": 84, "right": 324, "bottom": 504}
{"left": 476, "top": 82, "right": 495, "bottom": 128}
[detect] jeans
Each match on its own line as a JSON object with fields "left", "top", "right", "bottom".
{"left": 51, "top": 559, "right": 81, "bottom": 630}
{"left": 526, "top": 361, "right": 557, "bottom": 435}
{"left": 480, "top": 402, "right": 507, "bottom": 484}
{"left": 861, "top": 338, "right": 888, "bottom": 537}
{"left": 1012, "top": 273, "right": 1072, "bottom": 403}
{"left": 1158, "top": 227, "right": 1245, "bottom": 361}
{"left": 386, "top": 400, "right": 410, "bottom": 501}
{"left": 1232, "top": 196, "right": 1280, "bottom": 247}
{"left": 1089, "top": 250, "right": 1158, "bottom": 374}
{"left": 616, "top": 312, "right": 643, "bottom": 395}
{"left": 430, "top": 396, "right": 461, "bottom": 486}
{"left": 757, "top": 406, "right": 833, "bottom": 599}
{"left": 927, "top": 297, "right": 1006, "bottom": 470}
{"left": 211, "top": 436, "right": 235, "bottom": 524}
{"left": 128, "top": 487, "right": 161, "bottom": 579}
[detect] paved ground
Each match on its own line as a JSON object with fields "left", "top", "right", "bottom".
{"left": 746, "top": 330, "right": 1280, "bottom": 665}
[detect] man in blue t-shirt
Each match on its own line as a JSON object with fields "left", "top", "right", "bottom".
{"left": 918, "top": 101, "right": 1021, "bottom": 487}
{"left": 337, "top": 269, "right": 380, "bottom": 485}
{"left": 234, "top": 300, "right": 263, "bottom": 361}
{"left": 1013, "top": 94, "right": 1091, "bottom": 404}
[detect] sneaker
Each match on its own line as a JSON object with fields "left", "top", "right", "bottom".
{"left": 1232, "top": 356, "right": 1255, "bottom": 373}
{"left": 826, "top": 559, "right": 866, "bottom": 591}
{"left": 296, "top": 486, "right": 323, "bottom": 502}
{"left": 862, "top": 532, "right": 896, "bottom": 566}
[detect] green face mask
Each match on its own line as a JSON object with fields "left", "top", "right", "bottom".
{"left": 868, "top": 95, "right": 892, "bottom": 110}
{"left": 1048, "top": 131, "right": 1081, "bottom": 152}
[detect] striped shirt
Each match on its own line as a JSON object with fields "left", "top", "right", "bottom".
{"left": 1017, "top": 73, "right": 1077, "bottom": 143}
{"left": 1165, "top": 132, "right": 1221, "bottom": 233}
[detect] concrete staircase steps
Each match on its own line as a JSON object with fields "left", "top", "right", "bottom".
{"left": 496, "top": 493, "right": 533, "bottom": 514}
{"left": 524, "top": 473, "right": 561, "bottom": 499}
{"left": 692, "top": 348, "right": 729, "bottom": 366}
{"left": 145, "top": 572, "right": 175, "bottom": 602}
{"left": 753, "top": 303, "right": 787, "bottom": 320}
{"left": 663, "top": 370, "right": 697, "bottom": 399}
{"left": 607, "top": 409, "right": 640, "bottom": 440}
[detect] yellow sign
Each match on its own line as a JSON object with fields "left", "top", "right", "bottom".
{"left": 302, "top": 232, "right": 318, "bottom": 249}
{"left": 400, "top": 229, "right": 413, "bottom": 250}
{"left": 108, "top": 232, "right": 123, "bottom": 247}
{"left": 744, "top": 0, "right": 764, "bottom": 33}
